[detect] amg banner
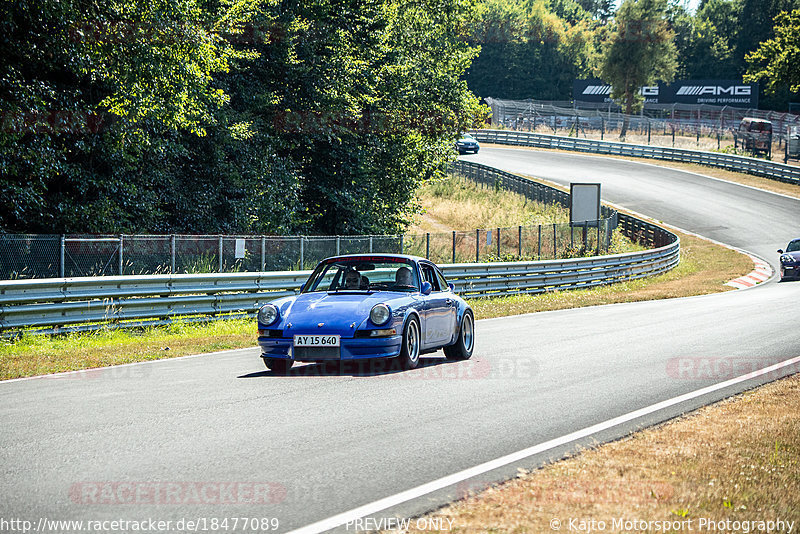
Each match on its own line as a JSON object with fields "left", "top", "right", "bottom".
{"left": 573, "top": 79, "right": 759, "bottom": 108}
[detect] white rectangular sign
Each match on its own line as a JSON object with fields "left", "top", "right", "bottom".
{"left": 235, "top": 238, "right": 246, "bottom": 259}
{"left": 570, "top": 183, "right": 601, "bottom": 226}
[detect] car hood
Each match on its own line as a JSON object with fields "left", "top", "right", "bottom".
{"left": 280, "top": 292, "right": 394, "bottom": 335}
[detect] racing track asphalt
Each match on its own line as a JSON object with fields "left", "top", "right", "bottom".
{"left": 1, "top": 147, "right": 798, "bottom": 533}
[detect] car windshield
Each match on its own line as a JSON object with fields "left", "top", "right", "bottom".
{"left": 302, "top": 258, "right": 420, "bottom": 293}
{"left": 787, "top": 240, "right": 800, "bottom": 253}
{"left": 460, "top": 134, "right": 475, "bottom": 141}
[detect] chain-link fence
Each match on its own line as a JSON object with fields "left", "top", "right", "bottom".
{"left": 0, "top": 165, "right": 619, "bottom": 279}
{"left": 486, "top": 98, "right": 800, "bottom": 152}
{"left": 0, "top": 221, "right": 615, "bottom": 280}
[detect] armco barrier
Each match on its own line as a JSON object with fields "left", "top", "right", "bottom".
{"left": 471, "top": 129, "right": 800, "bottom": 185}
{"left": 0, "top": 240, "right": 678, "bottom": 333}
{"left": 0, "top": 162, "right": 679, "bottom": 334}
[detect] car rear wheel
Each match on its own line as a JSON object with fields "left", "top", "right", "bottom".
{"left": 444, "top": 310, "right": 474, "bottom": 360}
{"left": 264, "top": 357, "right": 293, "bottom": 374}
{"left": 397, "top": 317, "right": 421, "bottom": 370}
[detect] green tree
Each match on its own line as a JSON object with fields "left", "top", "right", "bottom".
{"left": 673, "top": 0, "right": 741, "bottom": 79}
{"left": 466, "top": 0, "right": 597, "bottom": 100}
{"left": 598, "top": 0, "right": 677, "bottom": 138}
{"left": 1, "top": 0, "right": 482, "bottom": 236}
{"left": 744, "top": 9, "right": 800, "bottom": 94}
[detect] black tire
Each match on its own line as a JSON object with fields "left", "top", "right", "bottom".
{"left": 397, "top": 316, "right": 421, "bottom": 370}
{"left": 263, "top": 358, "right": 293, "bottom": 374}
{"left": 444, "top": 310, "right": 474, "bottom": 360}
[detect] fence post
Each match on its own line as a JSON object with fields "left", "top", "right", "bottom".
{"left": 538, "top": 225, "right": 542, "bottom": 260}
{"left": 553, "top": 223, "right": 557, "bottom": 258}
{"left": 426, "top": 233, "right": 430, "bottom": 259}
{"left": 452, "top": 231, "right": 456, "bottom": 264}
{"left": 218, "top": 236, "right": 223, "bottom": 272}
{"left": 518, "top": 226, "right": 522, "bottom": 257}
{"left": 299, "top": 236, "right": 304, "bottom": 270}
{"left": 261, "top": 236, "right": 266, "bottom": 272}
{"left": 596, "top": 223, "right": 601, "bottom": 256}
{"left": 400, "top": 235, "right": 404, "bottom": 254}
{"left": 475, "top": 229, "right": 479, "bottom": 262}
{"left": 60, "top": 235, "right": 65, "bottom": 278}
{"left": 582, "top": 224, "right": 588, "bottom": 253}
{"left": 336, "top": 237, "right": 340, "bottom": 256}
{"left": 497, "top": 227, "right": 501, "bottom": 257}
{"left": 369, "top": 236, "right": 373, "bottom": 253}
{"left": 118, "top": 235, "right": 124, "bottom": 275}
{"left": 171, "top": 235, "right": 176, "bottom": 273}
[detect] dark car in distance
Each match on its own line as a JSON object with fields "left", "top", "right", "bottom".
{"left": 455, "top": 133, "right": 480, "bottom": 154}
{"left": 778, "top": 239, "right": 800, "bottom": 281}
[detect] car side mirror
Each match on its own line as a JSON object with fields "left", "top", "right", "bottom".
{"left": 448, "top": 283, "right": 455, "bottom": 292}
{"left": 778, "top": 249, "right": 784, "bottom": 254}
{"left": 421, "top": 281, "right": 432, "bottom": 295}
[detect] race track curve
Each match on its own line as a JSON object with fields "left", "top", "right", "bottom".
{"left": 1, "top": 146, "right": 798, "bottom": 533}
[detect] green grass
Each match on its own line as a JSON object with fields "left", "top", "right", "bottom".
{"left": 0, "top": 318, "right": 256, "bottom": 380}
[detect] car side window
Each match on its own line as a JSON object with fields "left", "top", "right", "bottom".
{"left": 421, "top": 265, "right": 441, "bottom": 291}
{"left": 435, "top": 269, "right": 449, "bottom": 291}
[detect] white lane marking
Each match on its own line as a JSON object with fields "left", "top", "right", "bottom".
{"left": 286, "top": 354, "right": 800, "bottom": 534}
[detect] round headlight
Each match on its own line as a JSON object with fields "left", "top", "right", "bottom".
{"left": 370, "top": 304, "right": 391, "bottom": 325}
{"left": 258, "top": 304, "right": 279, "bottom": 326}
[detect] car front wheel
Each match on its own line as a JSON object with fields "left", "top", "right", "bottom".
{"left": 444, "top": 310, "right": 474, "bottom": 360}
{"left": 397, "top": 317, "right": 421, "bottom": 370}
{"left": 264, "top": 357, "right": 293, "bottom": 374}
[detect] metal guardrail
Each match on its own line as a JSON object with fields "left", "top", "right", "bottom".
{"left": 471, "top": 129, "right": 800, "bottom": 185}
{"left": 0, "top": 239, "right": 678, "bottom": 333}
{"left": 0, "top": 161, "right": 679, "bottom": 335}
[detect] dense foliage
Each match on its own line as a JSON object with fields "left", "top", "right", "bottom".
{"left": 3, "top": 0, "right": 799, "bottom": 236}
{"left": 464, "top": 0, "right": 800, "bottom": 109}
{"left": 1, "top": 0, "right": 480, "bottom": 235}
{"left": 745, "top": 9, "right": 800, "bottom": 94}
{"left": 599, "top": 0, "right": 677, "bottom": 136}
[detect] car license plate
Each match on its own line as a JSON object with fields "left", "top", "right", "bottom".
{"left": 293, "top": 335, "right": 340, "bottom": 347}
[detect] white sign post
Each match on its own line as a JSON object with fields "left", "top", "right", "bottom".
{"left": 570, "top": 183, "right": 601, "bottom": 253}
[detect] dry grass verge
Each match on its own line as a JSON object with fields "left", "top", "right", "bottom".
{"left": 471, "top": 230, "right": 753, "bottom": 320}
{"left": 401, "top": 373, "right": 800, "bottom": 533}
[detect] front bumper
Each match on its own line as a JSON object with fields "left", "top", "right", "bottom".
{"left": 259, "top": 335, "right": 403, "bottom": 361}
{"left": 780, "top": 265, "right": 799, "bottom": 280}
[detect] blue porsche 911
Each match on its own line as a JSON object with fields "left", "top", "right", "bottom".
{"left": 257, "top": 254, "right": 474, "bottom": 373}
